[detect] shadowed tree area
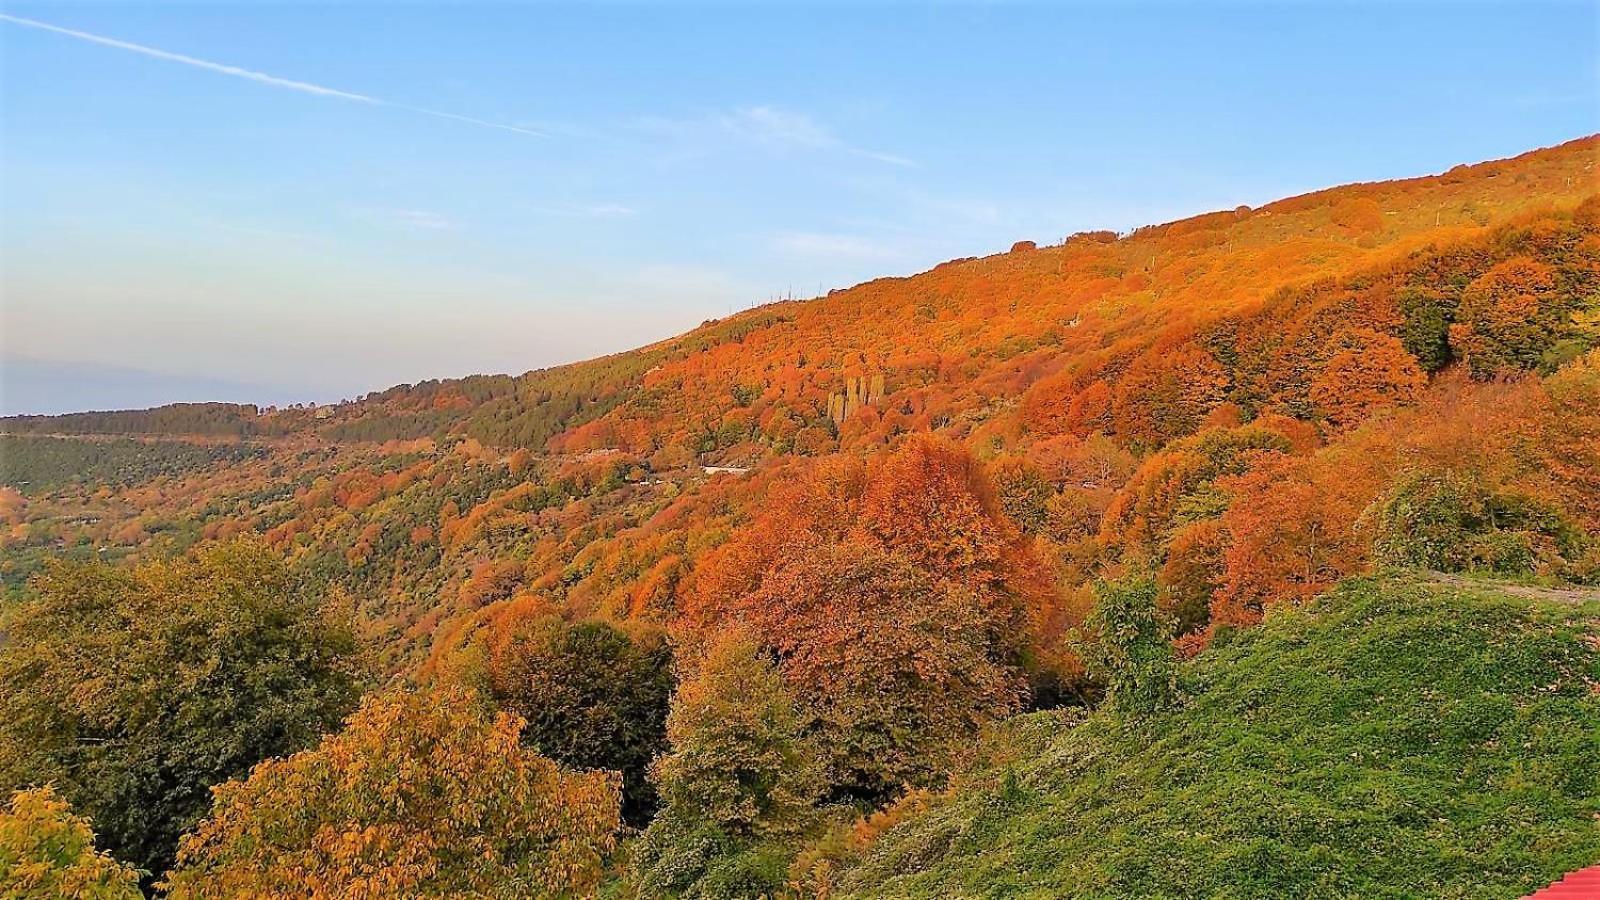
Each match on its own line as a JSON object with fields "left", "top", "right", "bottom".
{"left": 0, "top": 540, "right": 363, "bottom": 883}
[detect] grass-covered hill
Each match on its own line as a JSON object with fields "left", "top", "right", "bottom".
{"left": 837, "top": 576, "right": 1600, "bottom": 899}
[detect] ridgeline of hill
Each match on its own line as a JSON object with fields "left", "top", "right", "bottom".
{"left": 4, "top": 136, "right": 1596, "bottom": 462}
{"left": 1, "top": 136, "right": 1597, "bottom": 659}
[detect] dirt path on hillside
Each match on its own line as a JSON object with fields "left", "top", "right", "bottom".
{"left": 1428, "top": 572, "right": 1600, "bottom": 605}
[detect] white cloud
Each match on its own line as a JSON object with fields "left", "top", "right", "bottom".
{"left": 528, "top": 202, "right": 639, "bottom": 218}
{"left": 0, "top": 13, "right": 546, "bottom": 138}
{"left": 385, "top": 209, "right": 456, "bottom": 230}
{"left": 722, "top": 106, "right": 835, "bottom": 150}
{"left": 635, "top": 105, "right": 914, "bottom": 168}
{"left": 847, "top": 147, "right": 917, "bottom": 168}
{"left": 723, "top": 106, "right": 916, "bottom": 167}
{"left": 574, "top": 203, "right": 637, "bottom": 217}
{"left": 771, "top": 230, "right": 904, "bottom": 262}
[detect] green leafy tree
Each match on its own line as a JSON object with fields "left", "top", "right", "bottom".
{"left": 631, "top": 629, "right": 820, "bottom": 898}
{"left": 1396, "top": 287, "right": 1454, "bottom": 372}
{"left": 1080, "top": 577, "right": 1177, "bottom": 714}
{"left": 0, "top": 786, "right": 143, "bottom": 899}
{"left": 484, "top": 616, "right": 673, "bottom": 825}
{"left": 654, "top": 629, "right": 820, "bottom": 839}
{"left": 0, "top": 539, "right": 363, "bottom": 881}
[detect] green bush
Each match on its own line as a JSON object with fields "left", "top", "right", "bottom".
{"left": 486, "top": 617, "right": 673, "bottom": 825}
{"left": 0, "top": 540, "right": 363, "bottom": 881}
{"left": 630, "top": 629, "right": 820, "bottom": 897}
{"left": 694, "top": 843, "right": 792, "bottom": 900}
{"left": 629, "top": 810, "right": 733, "bottom": 897}
{"left": 1078, "top": 576, "right": 1177, "bottom": 714}
{"left": 1370, "top": 469, "right": 1585, "bottom": 574}
{"left": 836, "top": 576, "right": 1600, "bottom": 898}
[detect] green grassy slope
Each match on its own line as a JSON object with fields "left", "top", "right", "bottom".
{"left": 838, "top": 577, "right": 1600, "bottom": 899}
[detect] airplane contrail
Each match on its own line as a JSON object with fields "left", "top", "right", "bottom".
{"left": 0, "top": 13, "right": 546, "bottom": 138}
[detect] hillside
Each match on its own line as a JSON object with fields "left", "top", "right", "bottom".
{"left": 4, "top": 136, "right": 1596, "bottom": 462}
{"left": 3, "top": 137, "right": 1598, "bottom": 663}
{"left": 835, "top": 576, "right": 1600, "bottom": 899}
{"left": 2, "top": 136, "right": 1599, "bottom": 895}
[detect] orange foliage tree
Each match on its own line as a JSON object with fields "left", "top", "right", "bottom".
{"left": 1212, "top": 448, "right": 1378, "bottom": 630}
{"left": 1309, "top": 329, "right": 1427, "bottom": 430}
{"left": 1448, "top": 257, "right": 1561, "bottom": 378}
{"left": 1100, "top": 424, "right": 1293, "bottom": 560}
{"left": 858, "top": 435, "right": 1011, "bottom": 582}
{"left": 1158, "top": 518, "right": 1230, "bottom": 639}
{"left": 678, "top": 437, "right": 1050, "bottom": 802}
{"left": 1538, "top": 352, "right": 1600, "bottom": 530}
{"left": 1112, "top": 343, "right": 1230, "bottom": 448}
{"left": 1209, "top": 358, "right": 1600, "bottom": 636}
{"left": 738, "top": 544, "right": 1026, "bottom": 800}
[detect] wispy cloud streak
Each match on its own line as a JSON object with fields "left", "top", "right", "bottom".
{"left": 0, "top": 13, "right": 545, "bottom": 138}
{"left": 722, "top": 106, "right": 915, "bottom": 168}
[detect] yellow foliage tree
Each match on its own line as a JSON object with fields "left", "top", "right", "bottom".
{"left": 164, "top": 689, "right": 620, "bottom": 899}
{"left": 0, "top": 786, "right": 142, "bottom": 899}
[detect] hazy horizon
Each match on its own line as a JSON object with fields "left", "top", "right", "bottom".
{"left": 2, "top": 130, "right": 1595, "bottom": 417}
{"left": 2, "top": 1, "right": 1595, "bottom": 416}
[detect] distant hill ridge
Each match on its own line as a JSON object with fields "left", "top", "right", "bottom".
{"left": 4, "top": 134, "right": 1595, "bottom": 465}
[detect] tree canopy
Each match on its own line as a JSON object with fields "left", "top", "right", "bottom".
{"left": 164, "top": 689, "right": 621, "bottom": 899}
{"left": 0, "top": 539, "right": 363, "bottom": 881}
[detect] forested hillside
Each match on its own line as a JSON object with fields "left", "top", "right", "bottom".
{"left": 2, "top": 136, "right": 1597, "bottom": 897}
{"left": 5, "top": 137, "right": 1594, "bottom": 461}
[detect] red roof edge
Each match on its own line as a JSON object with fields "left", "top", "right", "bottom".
{"left": 1523, "top": 864, "right": 1600, "bottom": 899}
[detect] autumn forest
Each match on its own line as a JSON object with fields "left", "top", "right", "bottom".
{"left": 3, "top": 136, "right": 1599, "bottom": 898}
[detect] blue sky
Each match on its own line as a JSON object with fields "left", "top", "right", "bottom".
{"left": 1, "top": 1, "right": 1595, "bottom": 414}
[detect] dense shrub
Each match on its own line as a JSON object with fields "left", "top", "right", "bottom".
{"left": 165, "top": 689, "right": 620, "bottom": 898}
{"left": 1369, "top": 469, "right": 1585, "bottom": 574}
{"left": 0, "top": 540, "right": 362, "bottom": 880}
{"left": 631, "top": 630, "right": 819, "bottom": 898}
{"left": 1078, "top": 577, "right": 1176, "bottom": 714}
{"left": 485, "top": 616, "right": 672, "bottom": 824}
